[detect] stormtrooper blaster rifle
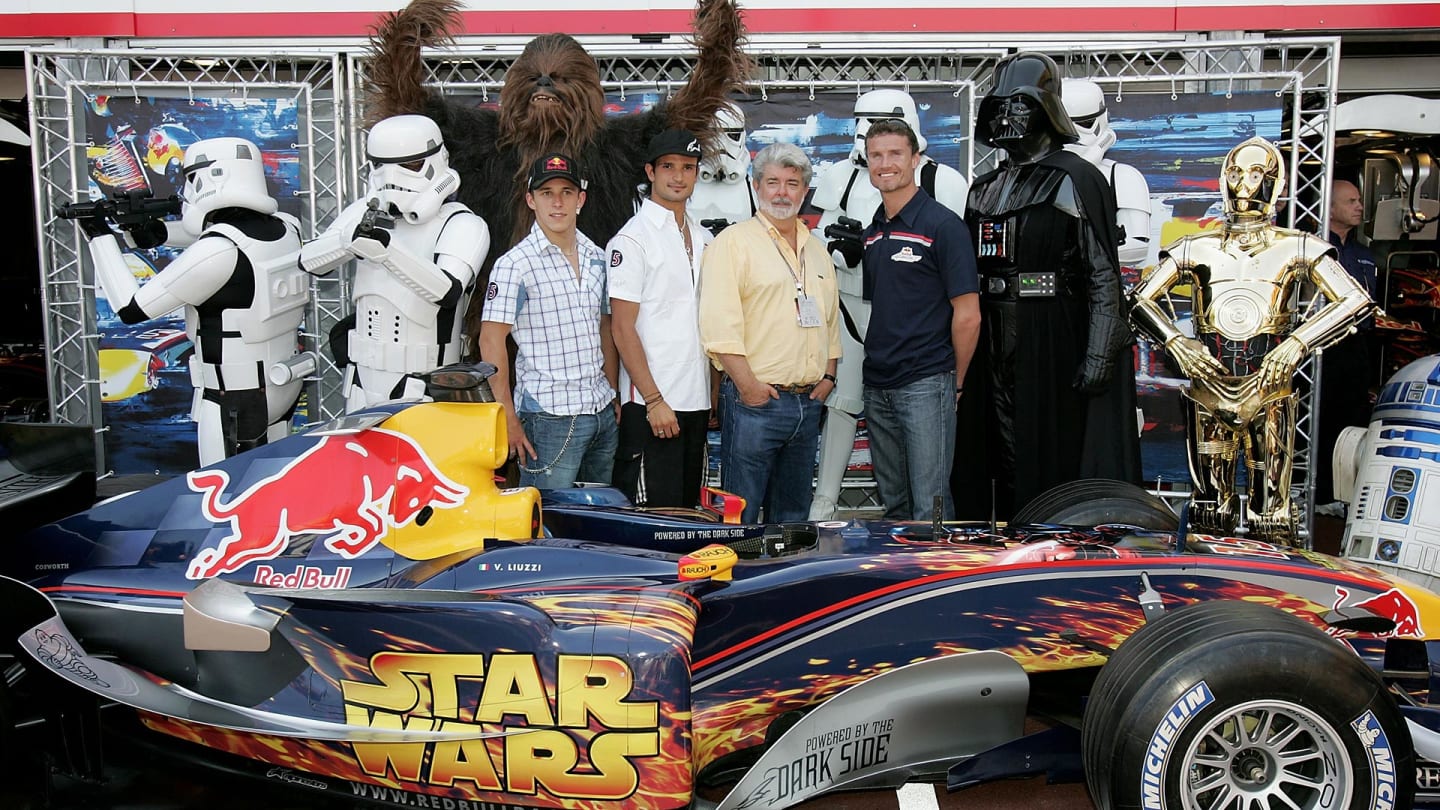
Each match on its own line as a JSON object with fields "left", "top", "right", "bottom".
{"left": 700, "top": 218, "right": 732, "bottom": 238}
{"left": 59, "top": 190, "right": 182, "bottom": 249}
{"left": 823, "top": 215, "right": 865, "bottom": 267}
{"left": 354, "top": 197, "right": 396, "bottom": 244}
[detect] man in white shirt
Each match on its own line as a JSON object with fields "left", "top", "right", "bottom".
{"left": 480, "top": 152, "right": 619, "bottom": 489}
{"left": 607, "top": 129, "right": 712, "bottom": 507}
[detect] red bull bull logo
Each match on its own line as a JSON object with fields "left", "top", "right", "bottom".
{"left": 185, "top": 428, "right": 469, "bottom": 580}
{"left": 1334, "top": 585, "right": 1425, "bottom": 638}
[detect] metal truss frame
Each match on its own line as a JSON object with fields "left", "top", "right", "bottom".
{"left": 346, "top": 45, "right": 1008, "bottom": 188}
{"left": 27, "top": 47, "right": 347, "bottom": 471}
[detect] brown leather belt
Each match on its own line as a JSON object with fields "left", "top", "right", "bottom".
{"left": 774, "top": 382, "right": 818, "bottom": 394}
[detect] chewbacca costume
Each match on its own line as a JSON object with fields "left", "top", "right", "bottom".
{"left": 365, "top": 0, "right": 750, "bottom": 355}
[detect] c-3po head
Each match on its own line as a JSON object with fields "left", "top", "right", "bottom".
{"left": 1222, "top": 137, "right": 1285, "bottom": 225}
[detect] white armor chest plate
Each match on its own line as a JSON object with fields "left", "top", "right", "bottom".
{"left": 352, "top": 214, "right": 451, "bottom": 341}
{"left": 689, "top": 180, "right": 756, "bottom": 231}
{"left": 205, "top": 220, "right": 306, "bottom": 344}
{"left": 1181, "top": 235, "right": 1309, "bottom": 342}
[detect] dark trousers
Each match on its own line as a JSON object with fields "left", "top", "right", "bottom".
{"left": 1315, "top": 333, "right": 1374, "bottom": 503}
{"left": 614, "top": 402, "right": 709, "bottom": 507}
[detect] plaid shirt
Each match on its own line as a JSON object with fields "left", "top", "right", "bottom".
{"left": 483, "top": 222, "right": 614, "bottom": 416}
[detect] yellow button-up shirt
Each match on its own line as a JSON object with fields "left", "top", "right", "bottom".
{"left": 698, "top": 212, "right": 842, "bottom": 386}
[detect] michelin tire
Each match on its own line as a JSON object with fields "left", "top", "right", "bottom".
{"left": 1083, "top": 600, "right": 1413, "bottom": 810}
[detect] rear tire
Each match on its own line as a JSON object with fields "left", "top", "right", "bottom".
{"left": 1083, "top": 600, "right": 1413, "bottom": 810}
{"left": 1012, "top": 479, "right": 1178, "bottom": 530}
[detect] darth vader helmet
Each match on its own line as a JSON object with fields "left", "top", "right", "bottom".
{"left": 975, "top": 52, "right": 1078, "bottom": 162}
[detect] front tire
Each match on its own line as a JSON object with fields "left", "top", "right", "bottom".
{"left": 1083, "top": 600, "right": 1413, "bottom": 810}
{"left": 1012, "top": 478, "right": 1179, "bottom": 531}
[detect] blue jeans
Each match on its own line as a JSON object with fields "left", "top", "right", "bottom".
{"left": 863, "top": 370, "right": 956, "bottom": 520}
{"left": 720, "top": 377, "right": 822, "bottom": 523}
{"left": 518, "top": 407, "right": 619, "bottom": 490}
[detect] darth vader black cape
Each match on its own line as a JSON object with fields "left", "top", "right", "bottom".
{"left": 952, "top": 149, "right": 1142, "bottom": 520}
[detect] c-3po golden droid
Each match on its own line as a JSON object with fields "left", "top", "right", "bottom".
{"left": 1130, "top": 137, "right": 1376, "bottom": 544}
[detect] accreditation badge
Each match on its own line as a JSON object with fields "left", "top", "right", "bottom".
{"left": 796, "top": 294, "right": 822, "bottom": 328}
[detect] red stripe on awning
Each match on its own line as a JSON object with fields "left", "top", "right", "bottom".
{"left": 2, "top": 12, "right": 136, "bottom": 38}
{"left": 1174, "top": 3, "right": 1440, "bottom": 31}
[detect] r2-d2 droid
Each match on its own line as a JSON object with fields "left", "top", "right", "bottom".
{"left": 1338, "top": 355, "right": 1440, "bottom": 591}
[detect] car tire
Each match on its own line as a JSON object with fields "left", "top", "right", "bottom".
{"left": 1012, "top": 478, "right": 1178, "bottom": 530}
{"left": 1082, "top": 600, "right": 1413, "bottom": 810}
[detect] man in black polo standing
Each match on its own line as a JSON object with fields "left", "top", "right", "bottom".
{"left": 1316, "top": 177, "right": 1379, "bottom": 508}
{"left": 860, "top": 119, "right": 981, "bottom": 520}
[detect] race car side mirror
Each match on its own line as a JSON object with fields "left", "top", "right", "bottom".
{"left": 678, "top": 544, "right": 738, "bottom": 582}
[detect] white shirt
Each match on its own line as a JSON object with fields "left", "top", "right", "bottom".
{"left": 483, "top": 222, "right": 614, "bottom": 416}
{"left": 606, "top": 198, "right": 712, "bottom": 411}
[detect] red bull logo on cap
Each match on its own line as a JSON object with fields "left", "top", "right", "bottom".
{"left": 185, "top": 428, "right": 470, "bottom": 580}
{"left": 546, "top": 156, "right": 568, "bottom": 171}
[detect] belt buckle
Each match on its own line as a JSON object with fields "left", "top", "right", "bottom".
{"left": 1017, "top": 272, "right": 1057, "bottom": 297}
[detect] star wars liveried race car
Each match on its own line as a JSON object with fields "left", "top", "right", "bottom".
{"left": 3, "top": 396, "right": 1440, "bottom": 810}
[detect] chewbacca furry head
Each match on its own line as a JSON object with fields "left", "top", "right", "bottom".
{"left": 497, "top": 35, "right": 605, "bottom": 158}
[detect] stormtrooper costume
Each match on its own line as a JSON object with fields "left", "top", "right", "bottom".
{"left": 1061, "top": 78, "right": 1153, "bottom": 269}
{"left": 688, "top": 101, "right": 756, "bottom": 236}
{"left": 808, "top": 89, "right": 970, "bottom": 520}
{"left": 78, "top": 136, "right": 307, "bottom": 467}
{"left": 300, "top": 114, "right": 488, "bottom": 412}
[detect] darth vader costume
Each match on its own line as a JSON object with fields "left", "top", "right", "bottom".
{"left": 955, "top": 52, "right": 1140, "bottom": 519}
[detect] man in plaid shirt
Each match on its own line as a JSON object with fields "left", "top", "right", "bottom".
{"left": 480, "top": 152, "right": 619, "bottom": 489}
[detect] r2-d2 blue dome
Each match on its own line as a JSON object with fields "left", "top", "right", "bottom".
{"left": 1341, "top": 354, "right": 1440, "bottom": 591}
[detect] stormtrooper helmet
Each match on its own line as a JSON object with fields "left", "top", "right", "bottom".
{"left": 365, "top": 114, "right": 460, "bottom": 224}
{"left": 851, "top": 89, "right": 927, "bottom": 165}
{"left": 1061, "top": 78, "right": 1118, "bottom": 165}
{"left": 700, "top": 102, "right": 751, "bottom": 185}
{"left": 179, "top": 137, "right": 276, "bottom": 236}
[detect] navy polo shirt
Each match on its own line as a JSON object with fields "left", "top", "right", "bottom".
{"left": 1328, "top": 228, "right": 1377, "bottom": 329}
{"left": 861, "top": 187, "right": 979, "bottom": 389}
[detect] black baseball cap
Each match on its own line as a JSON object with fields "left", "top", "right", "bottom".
{"left": 528, "top": 152, "right": 584, "bottom": 190}
{"left": 646, "top": 129, "right": 703, "bottom": 165}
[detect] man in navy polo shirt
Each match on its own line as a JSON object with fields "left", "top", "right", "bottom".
{"left": 860, "top": 119, "right": 981, "bottom": 520}
{"left": 1316, "top": 177, "right": 1379, "bottom": 508}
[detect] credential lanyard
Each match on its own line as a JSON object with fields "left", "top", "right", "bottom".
{"left": 768, "top": 231, "right": 807, "bottom": 298}
{"left": 769, "top": 231, "right": 822, "bottom": 328}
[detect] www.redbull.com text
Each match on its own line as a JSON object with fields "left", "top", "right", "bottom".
{"left": 347, "top": 781, "right": 529, "bottom": 810}
{"left": 341, "top": 652, "right": 660, "bottom": 801}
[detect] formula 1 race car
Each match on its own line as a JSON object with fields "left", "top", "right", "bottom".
{"left": 1, "top": 396, "right": 1438, "bottom": 810}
